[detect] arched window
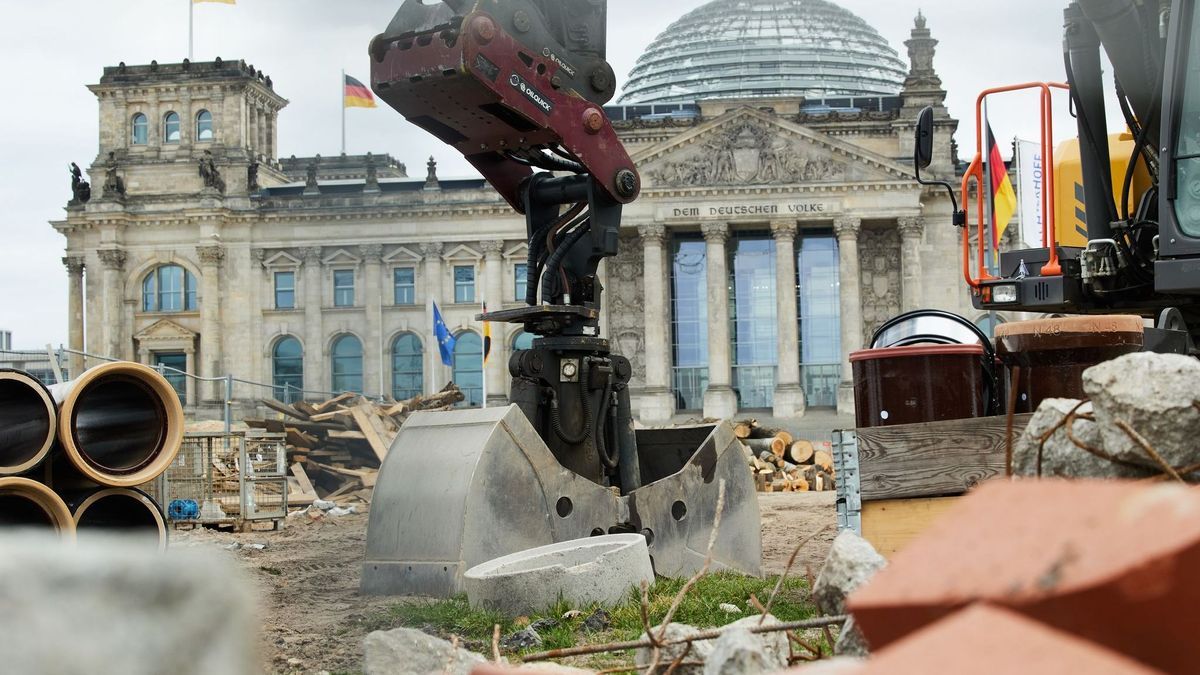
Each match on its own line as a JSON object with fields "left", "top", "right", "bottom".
{"left": 195, "top": 110, "right": 214, "bottom": 142}
{"left": 513, "top": 331, "right": 536, "bottom": 351}
{"left": 452, "top": 332, "right": 483, "bottom": 407}
{"left": 142, "top": 265, "right": 198, "bottom": 313}
{"left": 331, "top": 335, "right": 364, "bottom": 394}
{"left": 391, "top": 333, "right": 424, "bottom": 401}
{"left": 273, "top": 337, "right": 303, "bottom": 403}
{"left": 131, "top": 113, "right": 149, "bottom": 145}
{"left": 163, "top": 112, "right": 181, "bottom": 144}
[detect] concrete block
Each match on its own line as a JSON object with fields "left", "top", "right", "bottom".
{"left": 1084, "top": 353, "right": 1200, "bottom": 471}
{"left": 859, "top": 605, "right": 1161, "bottom": 674}
{"left": 813, "top": 530, "right": 886, "bottom": 615}
{"left": 0, "top": 533, "right": 257, "bottom": 675}
{"left": 723, "top": 614, "right": 788, "bottom": 668}
{"left": 1011, "top": 399, "right": 1155, "bottom": 479}
{"left": 782, "top": 657, "right": 866, "bottom": 674}
{"left": 703, "top": 626, "right": 773, "bottom": 675}
{"left": 464, "top": 534, "right": 654, "bottom": 617}
{"left": 364, "top": 627, "right": 486, "bottom": 675}
{"left": 635, "top": 623, "right": 714, "bottom": 675}
{"left": 833, "top": 617, "right": 869, "bottom": 657}
{"left": 847, "top": 480, "right": 1200, "bottom": 673}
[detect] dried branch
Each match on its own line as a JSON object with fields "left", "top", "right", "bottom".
{"left": 520, "top": 615, "right": 849, "bottom": 663}
{"left": 640, "top": 580, "right": 661, "bottom": 648}
{"left": 749, "top": 594, "right": 821, "bottom": 661}
{"left": 443, "top": 635, "right": 460, "bottom": 675}
{"left": 1006, "top": 366, "right": 1022, "bottom": 477}
{"left": 759, "top": 524, "right": 832, "bottom": 625}
{"left": 662, "top": 644, "right": 693, "bottom": 675}
{"left": 492, "top": 624, "right": 502, "bottom": 664}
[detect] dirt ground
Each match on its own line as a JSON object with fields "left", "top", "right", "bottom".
{"left": 172, "top": 491, "right": 837, "bottom": 675}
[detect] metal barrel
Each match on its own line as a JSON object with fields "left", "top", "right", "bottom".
{"left": 0, "top": 369, "right": 57, "bottom": 476}
{"left": 67, "top": 487, "right": 167, "bottom": 551}
{"left": 0, "top": 477, "right": 76, "bottom": 539}
{"left": 49, "top": 362, "right": 184, "bottom": 488}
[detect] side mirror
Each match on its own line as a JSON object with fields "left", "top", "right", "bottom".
{"left": 915, "top": 106, "right": 935, "bottom": 170}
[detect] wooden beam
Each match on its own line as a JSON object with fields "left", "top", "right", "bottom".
{"left": 289, "top": 463, "right": 318, "bottom": 499}
{"left": 350, "top": 402, "right": 392, "bottom": 463}
{"left": 857, "top": 414, "right": 1032, "bottom": 502}
{"left": 861, "top": 497, "right": 960, "bottom": 558}
{"left": 262, "top": 398, "right": 310, "bottom": 420}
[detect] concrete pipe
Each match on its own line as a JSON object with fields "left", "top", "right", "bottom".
{"left": 69, "top": 487, "right": 167, "bottom": 551}
{"left": 0, "top": 370, "right": 57, "bottom": 476}
{"left": 50, "top": 362, "right": 184, "bottom": 488}
{"left": 0, "top": 477, "right": 76, "bottom": 539}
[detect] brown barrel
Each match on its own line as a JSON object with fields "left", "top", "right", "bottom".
{"left": 851, "top": 344, "right": 987, "bottom": 428}
{"left": 994, "top": 316, "right": 1144, "bottom": 413}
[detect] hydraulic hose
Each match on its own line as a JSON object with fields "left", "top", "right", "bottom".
{"left": 541, "top": 219, "right": 592, "bottom": 304}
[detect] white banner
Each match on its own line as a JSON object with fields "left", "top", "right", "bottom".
{"left": 1015, "top": 139, "right": 1045, "bottom": 248}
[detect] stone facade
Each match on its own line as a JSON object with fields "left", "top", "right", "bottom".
{"left": 52, "top": 17, "right": 978, "bottom": 421}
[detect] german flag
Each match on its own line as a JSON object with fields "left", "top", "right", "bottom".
{"left": 344, "top": 74, "right": 377, "bottom": 109}
{"left": 482, "top": 303, "right": 493, "bottom": 365}
{"left": 193, "top": 0, "right": 235, "bottom": 4}
{"left": 988, "top": 123, "right": 1018, "bottom": 248}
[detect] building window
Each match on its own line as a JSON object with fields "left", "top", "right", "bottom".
{"left": 729, "top": 234, "right": 778, "bottom": 410}
{"left": 131, "top": 113, "right": 149, "bottom": 145}
{"left": 797, "top": 231, "right": 841, "bottom": 408}
{"left": 514, "top": 263, "right": 528, "bottom": 303}
{"left": 142, "top": 265, "right": 198, "bottom": 313}
{"left": 393, "top": 267, "right": 416, "bottom": 305}
{"left": 163, "top": 112, "right": 181, "bottom": 144}
{"left": 274, "top": 271, "right": 296, "bottom": 310}
{"left": 454, "top": 265, "right": 476, "bottom": 303}
{"left": 513, "top": 331, "right": 536, "bottom": 351}
{"left": 273, "top": 337, "right": 304, "bottom": 403}
{"left": 331, "top": 334, "right": 363, "bottom": 394}
{"left": 195, "top": 110, "right": 214, "bottom": 142}
{"left": 671, "top": 236, "right": 708, "bottom": 411}
{"left": 391, "top": 333, "right": 424, "bottom": 400}
{"left": 333, "top": 269, "right": 355, "bottom": 307}
{"left": 153, "top": 353, "right": 188, "bottom": 406}
{"left": 452, "top": 331, "right": 483, "bottom": 407}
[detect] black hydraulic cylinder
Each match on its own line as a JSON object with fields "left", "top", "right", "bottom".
{"left": 1065, "top": 2, "right": 1117, "bottom": 239}
{"left": 614, "top": 386, "right": 641, "bottom": 495}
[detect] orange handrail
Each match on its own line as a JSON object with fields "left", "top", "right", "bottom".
{"left": 961, "top": 82, "right": 1069, "bottom": 290}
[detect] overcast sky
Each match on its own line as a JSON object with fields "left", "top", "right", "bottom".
{"left": 0, "top": 0, "right": 1084, "bottom": 348}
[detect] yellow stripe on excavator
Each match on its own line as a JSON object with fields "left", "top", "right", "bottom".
{"left": 1054, "top": 132, "right": 1153, "bottom": 247}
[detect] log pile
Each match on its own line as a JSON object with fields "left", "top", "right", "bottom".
{"left": 733, "top": 419, "right": 836, "bottom": 493}
{"left": 245, "top": 383, "right": 464, "bottom": 507}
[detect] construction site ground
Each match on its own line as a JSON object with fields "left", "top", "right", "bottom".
{"left": 172, "top": 491, "right": 837, "bottom": 675}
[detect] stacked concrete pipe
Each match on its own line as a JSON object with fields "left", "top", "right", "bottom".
{"left": 0, "top": 362, "right": 183, "bottom": 544}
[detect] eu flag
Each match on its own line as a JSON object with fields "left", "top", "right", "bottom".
{"left": 433, "top": 301, "right": 456, "bottom": 366}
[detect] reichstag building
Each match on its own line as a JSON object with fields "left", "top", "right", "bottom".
{"left": 52, "top": 0, "right": 971, "bottom": 422}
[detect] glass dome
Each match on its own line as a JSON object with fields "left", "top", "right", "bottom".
{"left": 618, "top": 0, "right": 908, "bottom": 105}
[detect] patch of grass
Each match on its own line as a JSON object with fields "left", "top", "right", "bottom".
{"left": 360, "top": 572, "right": 817, "bottom": 658}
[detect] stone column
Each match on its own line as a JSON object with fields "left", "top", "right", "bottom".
{"left": 834, "top": 216, "right": 864, "bottom": 415}
{"left": 638, "top": 223, "right": 675, "bottom": 423}
{"left": 771, "top": 221, "right": 806, "bottom": 418}
{"left": 481, "top": 240, "right": 507, "bottom": 406}
{"left": 421, "top": 242, "right": 446, "bottom": 393}
{"left": 300, "top": 247, "right": 325, "bottom": 393}
{"left": 96, "top": 249, "right": 127, "bottom": 361}
{"left": 197, "top": 245, "right": 225, "bottom": 402}
{"left": 63, "top": 256, "right": 86, "bottom": 377}
{"left": 362, "top": 244, "right": 384, "bottom": 398}
{"left": 701, "top": 222, "right": 737, "bottom": 419}
{"left": 180, "top": 94, "right": 193, "bottom": 147}
{"left": 184, "top": 347, "right": 197, "bottom": 408}
{"left": 257, "top": 108, "right": 268, "bottom": 156}
{"left": 898, "top": 216, "right": 926, "bottom": 312}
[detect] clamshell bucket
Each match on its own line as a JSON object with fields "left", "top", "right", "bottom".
{"left": 362, "top": 405, "right": 761, "bottom": 597}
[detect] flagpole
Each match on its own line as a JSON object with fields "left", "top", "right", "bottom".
{"left": 481, "top": 301, "right": 488, "bottom": 409}
{"left": 188, "top": 0, "right": 194, "bottom": 61}
{"left": 340, "top": 69, "right": 346, "bottom": 156}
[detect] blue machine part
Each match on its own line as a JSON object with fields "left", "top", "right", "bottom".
{"left": 168, "top": 499, "right": 200, "bottom": 521}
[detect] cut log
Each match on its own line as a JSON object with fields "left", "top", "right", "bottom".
{"left": 792, "top": 477, "right": 810, "bottom": 492}
{"left": 756, "top": 451, "right": 785, "bottom": 469}
{"left": 745, "top": 437, "right": 786, "bottom": 458}
{"left": 817, "top": 470, "right": 835, "bottom": 491}
{"left": 788, "top": 440, "right": 816, "bottom": 465}
{"left": 814, "top": 449, "right": 835, "bottom": 475}
{"left": 733, "top": 420, "right": 757, "bottom": 439}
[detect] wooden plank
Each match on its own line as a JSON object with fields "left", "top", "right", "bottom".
{"left": 327, "top": 430, "right": 367, "bottom": 441}
{"left": 861, "top": 497, "right": 960, "bottom": 558}
{"left": 350, "top": 403, "right": 391, "bottom": 463}
{"left": 290, "top": 463, "right": 317, "bottom": 496}
{"left": 262, "top": 398, "right": 310, "bottom": 420}
{"left": 313, "top": 392, "right": 356, "bottom": 414}
{"left": 857, "top": 414, "right": 1033, "bottom": 502}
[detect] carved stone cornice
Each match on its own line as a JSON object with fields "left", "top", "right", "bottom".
{"left": 196, "top": 245, "right": 226, "bottom": 266}
{"left": 701, "top": 222, "right": 730, "bottom": 244}
{"left": 897, "top": 216, "right": 926, "bottom": 239}
{"left": 638, "top": 223, "right": 668, "bottom": 246}
{"left": 360, "top": 244, "right": 384, "bottom": 262}
{"left": 97, "top": 248, "right": 127, "bottom": 270}
{"left": 833, "top": 216, "right": 863, "bottom": 240}
{"left": 62, "top": 256, "right": 86, "bottom": 276}
{"left": 480, "top": 240, "right": 505, "bottom": 257}
{"left": 419, "top": 242, "right": 444, "bottom": 259}
{"left": 300, "top": 247, "right": 323, "bottom": 265}
{"left": 770, "top": 220, "right": 798, "bottom": 240}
